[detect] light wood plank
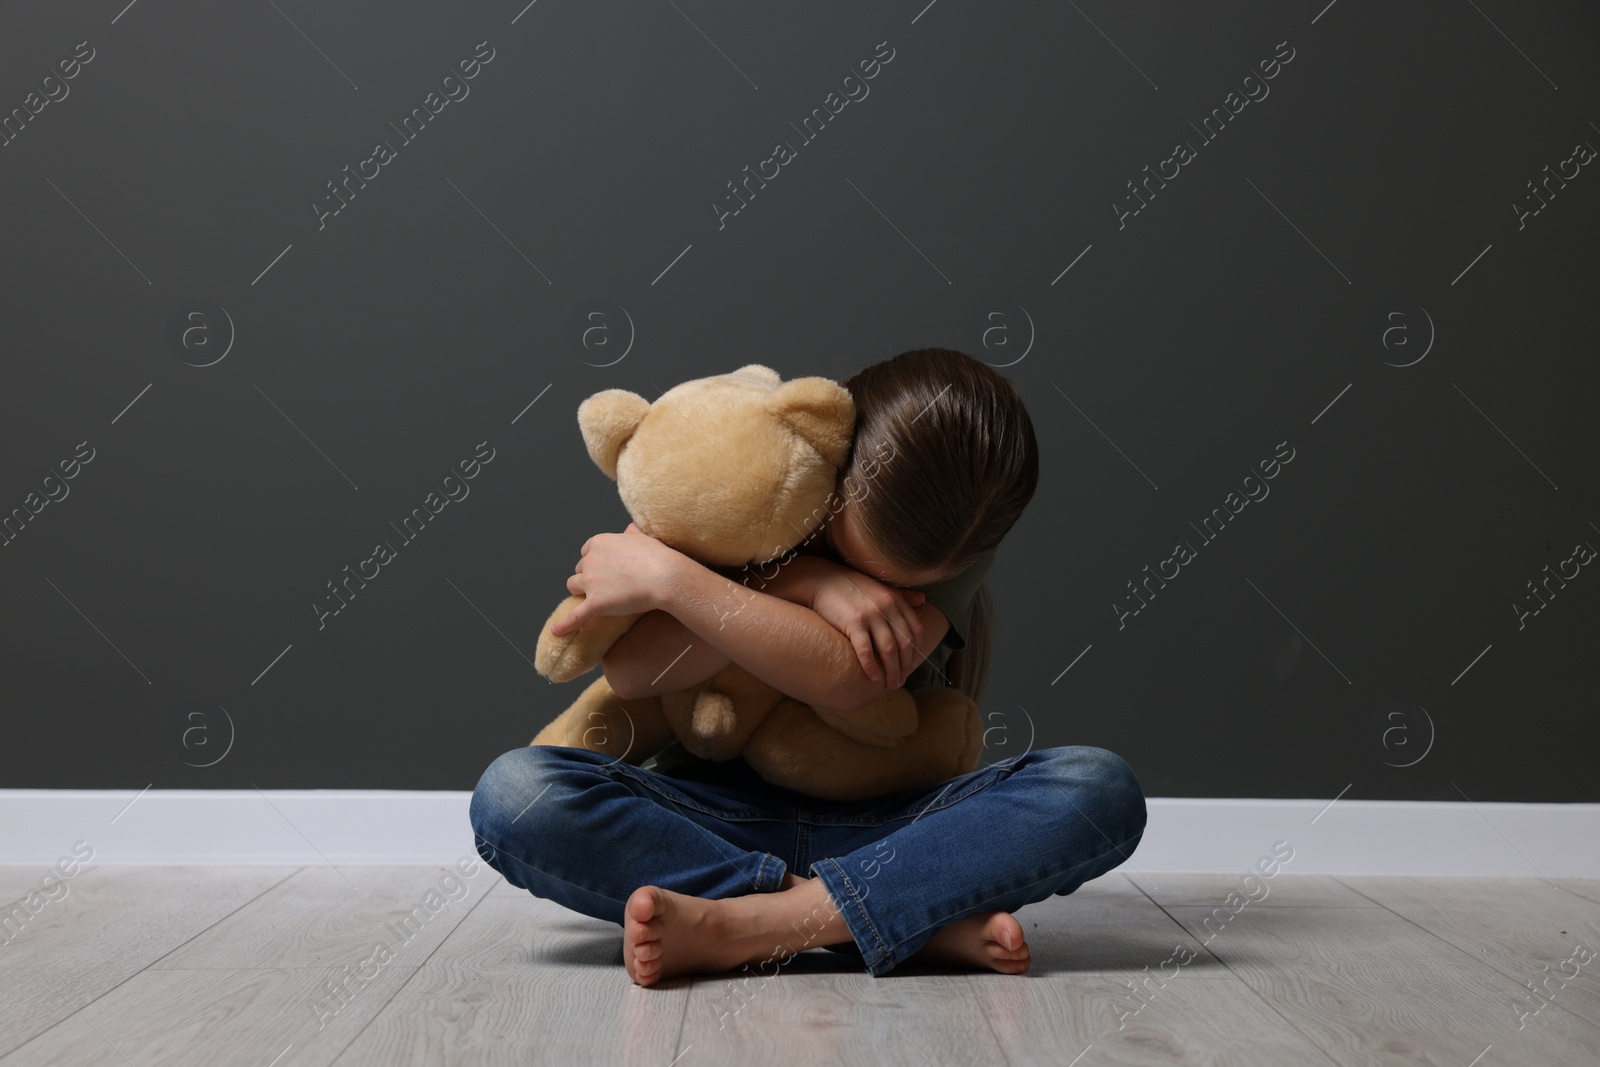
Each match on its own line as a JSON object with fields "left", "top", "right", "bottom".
{"left": 488, "top": 874, "right": 526, "bottom": 899}
{"left": 1336, "top": 875, "right": 1600, "bottom": 1033}
{"left": 154, "top": 864, "right": 495, "bottom": 970}
{"left": 330, "top": 894, "right": 688, "bottom": 1066}
{"left": 683, "top": 970, "right": 1005, "bottom": 1066}
{"left": 1001, "top": 874, "right": 1231, "bottom": 979}
{"left": 0, "top": 966, "right": 420, "bottom": 1067}
{"left": 0, "top": 865, "right": 298, "bottom": 1057}
{"left": 1163, "top": 904, "right": 1600, "bottom": 1065}
{"left": 1555, "top": 879, "right": 1600, "bottom": 907}
{"left": 12, "top": 868, "right": 1595, "bottom": 1065}
{"left": 1141, "top": 872, "right": 1377, "bottom": 908}
{"left": 0, "top": 867, "right": 65, "bottom": 900}
{"left": 974, "top": 969, "right": 1338, "bottom": 1066}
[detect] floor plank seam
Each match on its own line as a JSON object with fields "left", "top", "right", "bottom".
{"left": 1552, "top": 880, "right": 1600, "bottom": 910}
{"left": 1328, "top": 875, "right": 1600, "bottom": 1040}
{"left": 666, "top": 973, "right": 691, "bottom": 1067}
{"left": 1327, "top": 872, "right": 1559, "bottom": 986}
{"left": 972, "top": 975, "right": 1016, "bottom": 1067}
{"left": 1323, "top": 874, "right": 1384, "bottom": 909}
{"left": 10, "top": 870, "right": 1599, "bottom": 1065}
{"left": 0, "top": 865, "right": 307, "bottom": 1062}
{"left": 1531, "top": 993, "right": 1600, "bottom": 1038}
{"left": 324, "top": 872, "right": 503, "bottom": 1066}
{"left": 1122, "top": 872, "right": 1229, "bottom": 971}
{"left": 1129, "top": 875, "right": 1349, "bottom": 1067}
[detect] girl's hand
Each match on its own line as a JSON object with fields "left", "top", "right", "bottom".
{"left": 808, "top": 561, "right": 926, "bottom": 689}
{"left": 550, "top": 523, "right": 683, "bottom": 635}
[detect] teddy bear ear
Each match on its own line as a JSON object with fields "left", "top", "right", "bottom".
{"left": 732, "top": 364, "right": 783, "bottom": 385}
{"left": 764, "top": 377, "right": 856, "bottom": 470}
{"left": 576, "top": 388, "right": 652, "bottom": 479}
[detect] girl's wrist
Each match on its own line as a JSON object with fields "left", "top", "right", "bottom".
{"left": 650, "top": 549, "right": 693, "bottom": 615}
{"left": 653, "top": 547, "right": 844, "bottom": 625}
{"left": 764, "top": 553, "right": 822, "bottom": 608}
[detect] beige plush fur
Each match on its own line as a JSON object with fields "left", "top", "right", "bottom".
{"left": 527, "top": 364, "right": 984, "bottom": 801}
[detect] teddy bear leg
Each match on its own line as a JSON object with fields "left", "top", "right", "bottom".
{"left": 660, "top": 684, "right": 771, "bottom": 763}
{"left": 659, "top": 665, "right": 781, "bottom": 762}
{"left": 533, "top": 596, "right": 643, "bottom": 683}
{"left": 691, "top": 687, "right": 737, "bottom": 739}
{"left": 530, "top": 674, "right": 675, "bottom": 765}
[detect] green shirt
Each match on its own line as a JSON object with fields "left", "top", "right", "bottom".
{"left": 640, "top": 548, "right": 995, "bottom": 783}
{"left": 903, "top": 547, "right": 995, "bottom": 691}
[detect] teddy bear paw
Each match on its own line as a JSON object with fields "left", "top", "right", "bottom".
{"left": 689, "top": 690, "right": 738, "bottom": 740}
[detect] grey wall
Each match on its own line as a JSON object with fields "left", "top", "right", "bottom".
{"left": 2, "top": 1, "right": 1595, "bottom": 800}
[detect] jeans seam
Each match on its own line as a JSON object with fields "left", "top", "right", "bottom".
{"left": 483, "top": 835, "right": 632, "bottom": 913}
{"left": 817, "top": 857, "right": 890, "bottom": 969}
{"left": 597, "top": 756, "right": 783, "bottom": 822}
{"left": 482, "top": 812, "right": 777, "bottom": 904}
{"left": 796, "top": 810, "right": 812, "bottom": 875}
{"left": 756, "top": 851, "right": 788, "bottom": 891}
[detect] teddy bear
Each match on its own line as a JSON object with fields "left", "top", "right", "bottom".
{"left": 527, "top": 364, "right": 984, "bottom": 801}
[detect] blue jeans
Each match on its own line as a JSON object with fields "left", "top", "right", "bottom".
{"left": 468, "top": 744, "right": 1146, "bottom": 977}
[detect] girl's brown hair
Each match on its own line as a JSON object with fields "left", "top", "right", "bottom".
{"left": 839, "top": 348, "right": 1039, "bottom": 703}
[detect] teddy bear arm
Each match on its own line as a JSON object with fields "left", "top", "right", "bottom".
{"left": 533, "top": 595, "right": 644, "bottom": 682}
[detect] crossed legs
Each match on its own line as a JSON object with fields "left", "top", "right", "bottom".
{"left": 469, "top": 743, "right": 1146, "bottom": 983}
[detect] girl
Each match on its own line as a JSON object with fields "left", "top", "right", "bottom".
{"left": 469, "top": 348, "right": 1146, "bottom": 984}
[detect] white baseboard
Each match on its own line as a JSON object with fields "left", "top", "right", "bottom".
{"left": 1137, "top": 796, "right": 1599, "bottom": 879}
{"left": 1, "top": 790, "right": 1596, "bottom": 878}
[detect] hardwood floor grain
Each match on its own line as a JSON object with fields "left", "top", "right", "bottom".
{"left": 1000, "top": 874, "right": 1231, "bottom": 979}
{"left": 1161, "top": 903, "right": 1600, "bottom": 1065}
{"left": 329, "top": 894, "right": 688, "bottom": 1066}
{"left": 1138, "top": 872, "right": 1378, "bottom": 908}
{"left": 153, "top": 865, "right": 495, "bottom": 971}
{"left": 1335, "top": 875, "right": 1600, "bottom": 1035}
{"left": 0, "top": 865, "right": 298, "bottom": 1057}
{"left": 0, "top": 965, "right": 421, "bottom": 1066}
{"left": 1555, "top": 879, "right": 1600, "bottom": 907}
{"left": 683, "top": 970, "right": 1005, "bottom": 1066}
{"left": 972, "top": 969, "right": 1338, "bottom": 1066}
{"left": 10, "top": 867, "right": 1599, "bottom": 1065}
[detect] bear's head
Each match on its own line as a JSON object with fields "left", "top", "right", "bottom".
{"left": 576, "top": 365, "right": 855, "bottom": 567}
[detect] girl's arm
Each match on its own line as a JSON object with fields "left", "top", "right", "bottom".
{"left": 603, "top": 557, "right": 824, "bottom": 698}
{"left": 599, "top": 552, "right": 951, "bottom": 712}
{"left": 601, "top": 608, "right": 732, "bottom": 698}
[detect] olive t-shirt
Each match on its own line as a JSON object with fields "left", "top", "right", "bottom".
{"left": 638, "top": 548, "right": 996, "bottom": 785}
{"left": 902, "top": 547, "right": 994, "bottom": 692}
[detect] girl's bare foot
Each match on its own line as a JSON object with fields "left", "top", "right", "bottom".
{"left": 906, "top": 911, "right": 1030, "bottom": 974}
{"left": 782, "top": 871, "right": 1027, "bottom": 975}
{"left": 623, "top": 874, "right": 847, "bottom": 987}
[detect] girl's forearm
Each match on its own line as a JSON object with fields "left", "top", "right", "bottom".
{"left": 651, "top": 555, "right": 876, "bottom": 715}
{"left": 601, "top": 558, "right": 819, "bottom": 700}
{"left": 601, "top": 610, "right": 731, "bottom": 698}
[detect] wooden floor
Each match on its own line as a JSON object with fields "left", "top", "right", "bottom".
{"left": 2, "top": 866, "right": 1598, "bottom": 1065}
